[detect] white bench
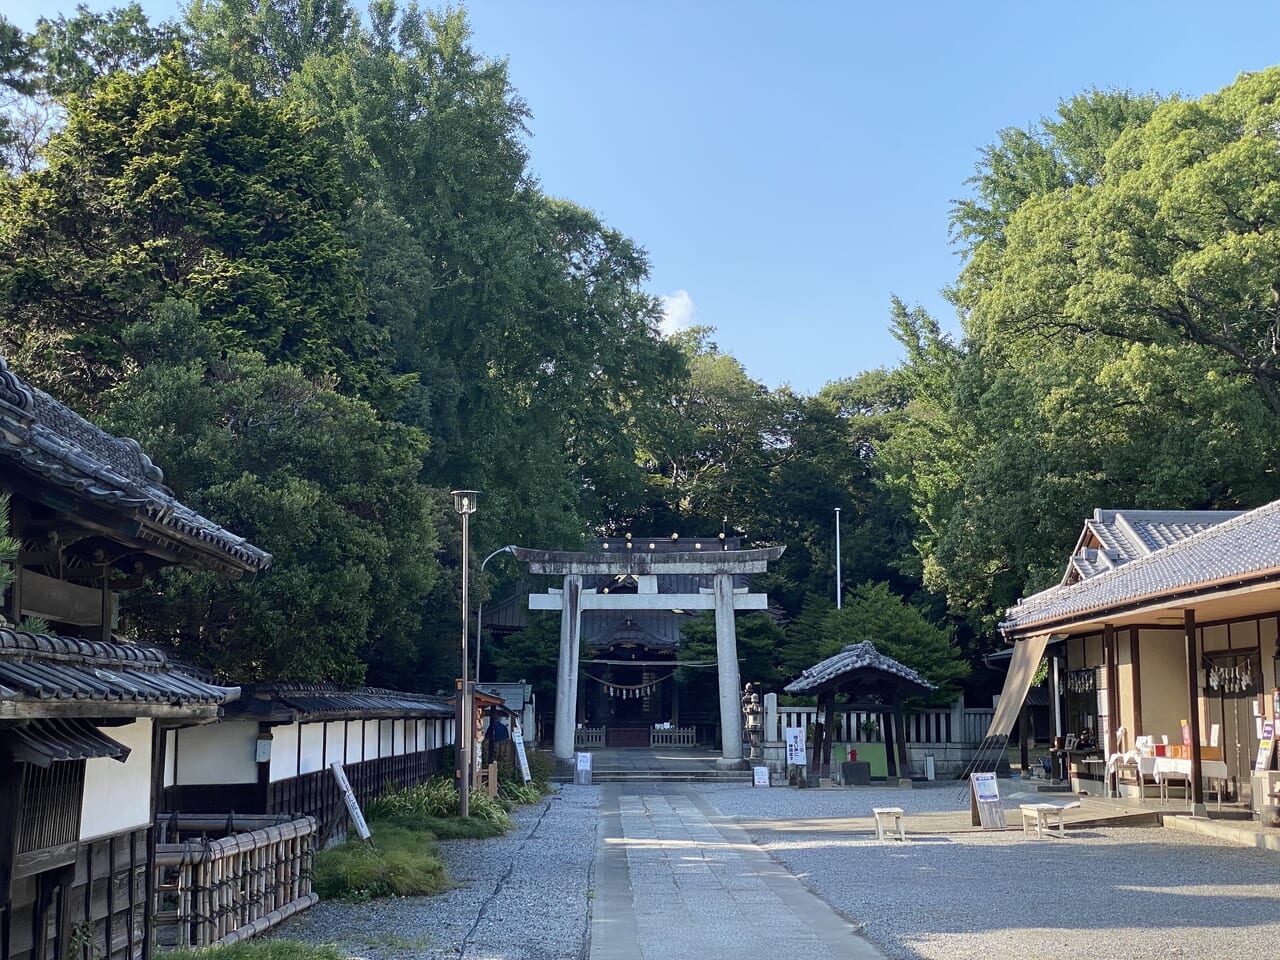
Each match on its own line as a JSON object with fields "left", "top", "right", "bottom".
{"left": 1019, "top": 801, "right": 1081, "bottom": 839}
{"left": 872, "top": 806, "right": 905, "bottom": 841}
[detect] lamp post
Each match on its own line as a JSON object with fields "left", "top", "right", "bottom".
{"left": 475, "top": 545, "right": 518, "bottom": 688}
{"left": 452, "top": 489, "right": 479, "bottom": 818}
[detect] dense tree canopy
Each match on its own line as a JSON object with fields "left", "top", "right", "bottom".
{"left": 5, "top": 1, "right": 1277, "bottom": 708}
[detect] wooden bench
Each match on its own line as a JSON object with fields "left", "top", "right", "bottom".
{"left": 1019, "top": 801, "right": 1080, "bottom": 839}
{"left": 872, "top": 806, "right": 905, "bottom": 841}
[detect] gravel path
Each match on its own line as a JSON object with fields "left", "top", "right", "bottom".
{"left": 276, "top": 780, "right": 1280, "bottom": 960}
{"left": 701, "top": 782, "right": 1280, "bottom": 960}
{"left": 276, "top": 785, "right": 599, "bottom": 959}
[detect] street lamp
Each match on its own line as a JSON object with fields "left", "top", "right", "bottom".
{"left": 452, "top": 489, "right": 479, "bottom": 818}
{"left": 834, "top": 507, "right": 842, "bottom": 610}
{"left": 475, "top": 544, "right": 518, "bottom": 687}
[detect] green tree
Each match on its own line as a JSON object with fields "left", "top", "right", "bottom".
{"left": 822, "top": 582, "right": 968, "bottom": 702}
{"left": 0, "top": 55, "right": 379, "bottom": 407}
{"left": 106, "top": 301, "right": 438, "bottom": 682}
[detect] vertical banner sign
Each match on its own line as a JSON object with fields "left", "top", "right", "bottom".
{"left": 970, "top": 772, "right": 1007, "bottom": 829}
{"left": 512, "top": 727, "right": 532, "bottom": 783}
{"left": 330, "top": 762, "right": 372, "bottom": 842}
{"left": 1256, "top": 720, "right": 1275, "bottom": 772}
{"left": 784, "top": 727, "right": 807, "bottom": 767}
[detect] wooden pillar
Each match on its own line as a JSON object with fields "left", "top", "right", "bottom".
{"left": 1130, "top": 627, "right": 1144, "bottom": 736}
{"left": 893, "top": 702, "right": 910, "bottom": 780}
{"left": 884, "top": 705, "right": 898, "bottom": 778}
{"left": 1185, "top": 609, "right": 1205, "bottom": 813}
{"left": 99, "top": 564, "right": 113, "bottom": 642}
{"left": 1104, "top": 623, "right": 1120, "bottom": 753}
{"left": 818, "top": 691, "right": 834, "bottom": 779}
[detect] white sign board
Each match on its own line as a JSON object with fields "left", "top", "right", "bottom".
{"left": 330, "top": 762, "right": 371, "bottom": 841}
{"left": 752, "top": 766, "right": 770, "bottom": 788}
{"left": 969, "top": 771, "right": 1006, "bottom": 829}
{"left": 971, "top": 771, "right": 1000, "bottom": 802}
{"left": 512, "top": 727, "right": 532, "bottom": 783}
{"left": 574, "top": 751, "right": 592, "bottom": 785}
{"left": 784, "top": 727, "right": 807, "bottom": 767}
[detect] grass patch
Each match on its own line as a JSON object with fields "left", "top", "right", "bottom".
{"left": 312, "top": 822, "right": 452, "bottom": 900}
{"left": 166, "top": 941, "right": 345, "bottom": 960}
{"left": 366, "top": 776, "right": 515, "bottom": 830}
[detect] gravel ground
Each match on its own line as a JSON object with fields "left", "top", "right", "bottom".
{"left": 276, "top": 785, "right": 599, "bottom": 960}
{"left": 275, "top": 780, "right": 1280, "bottom": 960}
{"left": 701, "top": 782, "right": 1280, "bottom": 960}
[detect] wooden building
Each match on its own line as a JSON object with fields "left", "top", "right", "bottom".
{"left": 0, "top": 355, "right": 271, "bottom": 960}
{"left": 160, "top": 684, "right": 454, "bottom": 844}
{"left": 999, "top": 504, "right": 1280, "bottom": 812}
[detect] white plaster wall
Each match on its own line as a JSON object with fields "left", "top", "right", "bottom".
{"left": 299, "top": 722, "right": 324, "bottom": 774}
{"left": 364, "top": 720, "right": 378, "bottom": 759}
{"left": 324, "top": 721, "right": 346, "bottom": 766}
{"left": 270, "top": 723, "right": 299, "bottom": 782}
{"left": 416, "top": 720, "right": 426, "bottom": 751}
{"left": 81, "top": 719, "right": 153, "bottom": 841}
{"left": 175, "top": 720, "right": 258, "bottom": 784}
{"left": 393, "top": 719, "right": 404, "bottom": 756}
{"left": 1202, "top": 623, "right": 1230, "bottom": 652}
{"left": 379, "top": 720, "right": 392, "bottom": 756}
{"left": 345, "top": 721, "right": 362, "bottom": 764}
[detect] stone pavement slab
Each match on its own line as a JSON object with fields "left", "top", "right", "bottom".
{"left": 590, "top": 784, "right": 886, "bottom": 960}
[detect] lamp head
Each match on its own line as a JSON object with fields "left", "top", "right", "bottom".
{"left": 451, "top": 489, "right": 479, "bottom": 515}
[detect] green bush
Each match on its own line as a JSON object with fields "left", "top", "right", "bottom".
{"left": 312, "top": 822, "right": 452, "bottom": 900}
{"left": 166, "top": 942, "right": 345, "bottom": 960}
{"left": 364, "top": 776, "right": 515, "bottom": 831}
{"left": 527, "top": 749, "right": 555, "bottom": 784}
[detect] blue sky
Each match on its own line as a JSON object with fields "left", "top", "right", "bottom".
{"left": 8, "top": 1, "right": 1280, "bottom": 393}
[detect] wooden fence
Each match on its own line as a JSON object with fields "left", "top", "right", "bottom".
{"left": 649, "top": 727, "right": 696, "bottom": 747}
{"left": 774, "top": 703, "right": 996, "bottom": 746}
{"left": 154, "top": 814, "right": 318, "bottom": 949}
{"left": 573, "top": 726, "right": 605, "bottom": 747}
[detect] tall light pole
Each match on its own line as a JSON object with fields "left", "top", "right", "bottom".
{"left": 834, "top": 507, "right": 842, "bottom": 610}
{"left": 475, "top": 544, "right": 518, "bottom": 687}
{"left": 452, "top": 489, "right": 479, "bottom": 818}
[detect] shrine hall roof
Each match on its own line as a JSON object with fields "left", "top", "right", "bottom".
{"left": 784, "top": 641, "right": 934, "bottom": 695}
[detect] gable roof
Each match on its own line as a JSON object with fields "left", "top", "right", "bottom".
{"left": 0, "top": 356, "right": 270, "bottom": 576}
{"left": 1063, "top": 509, "right": 1243, "bottom": 584}
{"left": 784, "top": 641, "right": 934, "bottom": 695}
{"left": 1002, "top": 498, "right": 1280, "bottom": 635}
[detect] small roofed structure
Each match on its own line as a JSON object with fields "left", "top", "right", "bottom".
{"left": 786, "top": 642, "right": 934, "bottom": 781}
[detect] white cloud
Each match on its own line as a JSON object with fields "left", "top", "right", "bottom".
{"left": 659, "top": 289, "right": 695, "bottom": 338}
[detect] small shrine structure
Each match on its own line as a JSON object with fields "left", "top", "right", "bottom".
{"left": 785, "top": 641, "right": 934, "bottom": 779}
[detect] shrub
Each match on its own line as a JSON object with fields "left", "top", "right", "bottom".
{"left": 312, "top": 822, "right": 452, "bottom": 900}
{"left": 527, "top": 749, "right": 555, "bottom": 784}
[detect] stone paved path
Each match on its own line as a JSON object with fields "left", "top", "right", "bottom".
{"left": 590, "top": 786, "right": 885, "bottom": 960}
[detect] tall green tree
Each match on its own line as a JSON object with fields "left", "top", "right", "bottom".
{"left": 0, "top": 54, "right": 379, "bottom": 407}
{"left": 107, "top": 301, "right": 439, "bottom": 682}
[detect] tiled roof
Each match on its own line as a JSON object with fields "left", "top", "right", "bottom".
{"left": 227, "top": 683, "right": 453, "bottom": 720}
{"left": 0, "top": 627, "right": 238, "bottom": 710}
{"left": 0, "top": 355, "right": 271, "bottom": 575}
{"left": 1063, "top": 509, "right": 1242, "bottom": 584}
{"left": 2, "top": 717, "right": 132, "bottom": 765}
{"left": 1003, "top": 499, "right": 1280, "bottom": 634}
{"left": 784, "top": 641, "right": 934, "bottom": 694}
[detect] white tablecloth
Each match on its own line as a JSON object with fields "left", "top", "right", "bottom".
{"left": 1106, "top": 754, "right": 1229, "bottom": 784}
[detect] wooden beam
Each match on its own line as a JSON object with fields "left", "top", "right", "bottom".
{"left": 529, "top": 592, "right": 768, "bottom": 612}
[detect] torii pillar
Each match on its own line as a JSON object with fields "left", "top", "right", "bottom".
{"left": 513, "top": 545, "right": 785, "bottom": 773}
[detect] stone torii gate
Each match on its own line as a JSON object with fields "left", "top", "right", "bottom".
{"left": 511, "top": 544, "right": 784, "bottom": 771}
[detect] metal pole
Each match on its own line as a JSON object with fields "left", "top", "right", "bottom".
{"left": 834, "top": 507, "right": 842, "bottom": 610}
{"left": 460, "top": 509, "right": 471, "bottom": 819}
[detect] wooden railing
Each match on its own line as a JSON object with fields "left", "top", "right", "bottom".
{"left": 574, "top": 726, "right": 605, "bottom": 747}
{"left": 154, "top": 814, "right": 318, "bottom": 949}
{"left": 773, "top": 702, "right": 997, "bottom": 746}
{"left": 650, "top": 726, "right": 696, "bottom": 747}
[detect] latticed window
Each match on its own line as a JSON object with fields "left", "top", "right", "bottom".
{"left": 15, "top": 760, "right": 85, "bottom": 856}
